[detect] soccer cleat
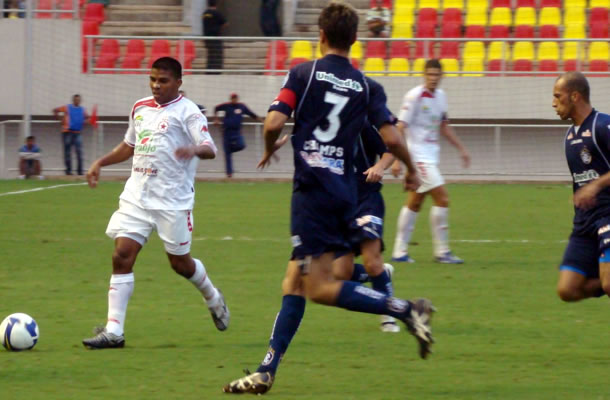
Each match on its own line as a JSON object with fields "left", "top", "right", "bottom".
{"left": 208, "top": 289, "right": 230, "bottom": 331}
{"left": 380, "top": 316, "right": 401, "bottom": 332}
{"left": 391, "top": 254, "right": 416, "bottom": 263}
{"left": 82, "top": 327, "right": 125, "bottom": 349}
{"left": 223, "top": 369, "right": 274, "bottom": 394}
{"left": 403, "top": 298, "right": 436, "bottom": 359}
{"left": 435, "top": 251, "right": 464, "bottom": 264}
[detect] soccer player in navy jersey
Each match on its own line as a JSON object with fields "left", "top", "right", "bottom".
{"left": 553, "top": 71, "right": 610, "bottom": 303}
{"left": 223, "top": 3, "right": 435, "bottom": 394}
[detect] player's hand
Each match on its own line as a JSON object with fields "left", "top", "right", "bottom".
{"left": 257, "top": 151, "right": 274, "bottom": 169}
{"left": 86, "top": 161, "right": 101, "bottom": 188}
{"left": 461, "top": 150, "right": 471, "bottom": 168}
{"left": 391, "top": 160, "right": 402, "bottom": 177}
{"left": 175, "top": 146, "right": 196, "bottom": 160}
{"left": 574, "top": 182, "right": 601, "bottom": 210}
{"left": 364, "top": 163, "right": 385, "bottom": 183}
{"left": 404, "top": 170, "right": 420, "bottom": 192}
{"left": 274, "top": 134, "right": 290, "bottom": 150}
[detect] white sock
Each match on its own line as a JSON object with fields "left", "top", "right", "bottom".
{"left": 392, "top": 206, "right": 419, "bottom": 258}
{"left": 105, "top": 273, "right": 134, "bottom": 336}
{"left": 189, "top": 258, "right": 219, "bottom": 306}
{"left": 430, "top": 206, "right": 450, "bottom": 256}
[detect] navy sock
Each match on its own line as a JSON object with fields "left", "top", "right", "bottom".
{"left": 370, "top": 270, "right": 393, "bottom": 297}
{"left": 350, "top": 263, "right": 370, "bottom": 283}
{"left": 335, "top": 281, "right": 410, "bottom": 319}
{"left": 594, "top": 287, "right": 606, "bottom": 297}
{"left": 257, "top": 295, "right": 306, "bottom": 376}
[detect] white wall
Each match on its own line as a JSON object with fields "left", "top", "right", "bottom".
{"left": 0, "top": 19, "right": 25, "bottom": 115}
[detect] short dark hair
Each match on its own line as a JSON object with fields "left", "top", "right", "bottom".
{"left": 318, "top": 2, "right": 358, "bottom": 52}
{"left": 26, "top": 136, "right": 35, "bottom": 141}
{"left": 151, "top": 57, "right": 182, "bottom": 79}
{"left": 558, "top": 71, "right": 590, "bottom": 103}
{"left": 425, "top": 59, "right": 442, "bottom": 71}
{"left": 208, "top": 0, "right": 217, "bottom": 7}
{"left": 73, "top": 94, "right": 81, "bottom": 99}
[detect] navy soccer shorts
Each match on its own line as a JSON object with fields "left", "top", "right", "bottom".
{"left": 560, "top": 216, "right": 610, "bottom": 278}
{"left": 347, "top": 191, "right": 385, "bottom": 255}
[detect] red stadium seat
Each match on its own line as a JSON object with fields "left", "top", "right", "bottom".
{"left": 389, "top": 41, "right": 410, "bottom": 58}
{"left": 540, "top": 0, "right": 561, "bottom": 7}
{"left": 490, "top": 0, "right": 510, "bottom": 7}
{"left": 151, "top": 40, "right": 171, "bottom": 57}
{"left": 416, "top": 23, "right": 436, "bottom": 38}
{"left": 94, "top": 56, "right": 116, "bottom": 74}
{"left": 563, "top": 59, "right": 580, "bottom": 72}
{"left": 81, "top": 21, "right": 100, "bottom": 65}
{"left": 83, "top": 3, "right": 105, "bottom": 24}
{"left": 514, "top": 25, "right": 534, "bottom": 39}
{"left": 441, "top": 8, "right": 462, "bottom": 26}
{"left": 173, "top": 40, "right": 196, "bottom": 63}
{"left": 120, "top": 55, "right": 145, "bottom": 74}
{"left": 289, "top": 57, "right": 308, "bottom": 68}
{"left": 99, "top": 39, "right": 120, "bottom": 63}
{"left": 539, "top": 59, "right": 559, "bottom": 75}
{"left": 465, "top": 25, "right": 485, "bottom": 38}
{"left": 351, "top": 58, "right": 360, "bottom": 69}
{"left": 365, "top": 41, "right": 387, "bottom": 58}
{"left": 440, "top": 22, "right": 461, "bottom": 38}
{"left": 414, "top": 41, "right": 435, "bottom": 59}
{"left": 126, "top": 39, "right": 146, "bottom": 58}
{"left": 487, "top": 59, "right": 505, "bottom": 77}
{"left": 589, "top": 60, "right": 609, "bottom": 74}
{"left": 59, "top": 0, "right": 76, "bottom": 19}
{"left": 370, "top": 0, "right": 392, "bottom": 7}
{"left": 516, "top": 0, "right": 535, "bottom": 7}
{"left": 266, "top": 40, "right": 288, "bottom": 59}
{"left": 513, "top": 59, "right": 533, "bottom": 76}
{"left": 539, "top": 25, "right": 559, "bottom": 38}
{"left": 590, "top": 8, "right": 609, "bottom": 26}
{"left": 590, "top": 24, "right": 609, "bottom": 39}
{"left": 265, "top": 41, "right": 287, "bottom": 75}
{"left": 417, "top": 8, "right": 438, "bottom": 26}
{"left": 489, "top": 25, "right": 509, "bottom": 38}
{"left": 36, "top": 0, "right": 53, "bottom": 19}
{"left": 439, "top": 41, "right": 459, "bottom": 59}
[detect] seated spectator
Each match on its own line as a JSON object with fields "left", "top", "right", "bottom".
{"left": 366, "top": 0, "right": 390, "bottom": 38}
{"left": 18, "top": 136, "right": 43, "bottom": 180}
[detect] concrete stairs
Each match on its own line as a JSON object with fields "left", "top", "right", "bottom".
{"left": 100, "top": 0, "right": 190, "bottom": 36}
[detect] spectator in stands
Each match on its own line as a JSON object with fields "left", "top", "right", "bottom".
{"left": 18, "top": 136, "right": 43, "bottom": 180}
{"left": 260, "top": 0, "right": 281, "bottom": 37}
{"left": 53, "top": 94, "right": 90, "bottom": 176}
{"left": 202, "top": 0, "right": 227, "bottom": 74}
{"left": 214, "top": 93, "right": 262, "bottom": 178}
{"left": 366, "top": 0, "right": 390, "bottom": 38}
{"left": 5, "top": 0, "right": 24, "bottom": 18}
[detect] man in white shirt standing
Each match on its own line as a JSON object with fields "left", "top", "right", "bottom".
{"left": 391, "top": 59, "right": 470, "bottom": 264}
{"left": 83, "top": 57, "right": 229, "bottom": 349}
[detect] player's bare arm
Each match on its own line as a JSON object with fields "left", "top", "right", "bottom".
{"left": 175, "top": 144, "right": 216, "bottom": 160}
{"left": 440, "top": 121, "right": 470, "bottom": 168}
{"left": 391, "top": 121, "right": 407, "bottom": 177}
{"left": 87, "top": 141, "right": 134, "bottom": 188}
{"left": 364, "top": 152, "right": 394, "bottom": 183}
{"left": 258, "top": 110, "right": 288, "bottom": 169}
{"left": 378, "top": 123, "right": 420, "bottom": 191}
{"left": 574, "top": 171, "right": 610, "bottom": 210}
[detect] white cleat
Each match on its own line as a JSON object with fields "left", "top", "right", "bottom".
{"left": 380, "top": 264, "right": 400, "bottom": 332}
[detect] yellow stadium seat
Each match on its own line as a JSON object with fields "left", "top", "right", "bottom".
{"left": 537, "top": 42, "right": 559, "bottom": 61}
{"left": 363, "top": 57, "right": 386, "bottom": 76}
{"left": 488, "top": 41, "right": 510, "bottom": 60}
{"left": 563, "top": 7, "right": 585, "bottom": 26}
{"left": 388, "top": 58, "right": 410, "bottom": 76}
{"left": 393, "top": 7, "right": 414, "bottom": 22}
{"left": 514, "top": 7, "right": 536, "bottom": 26}
{"left": 563, "top": 42, "right": 586, "bottom": 60}
{"left": 315, "top": 42, "right": 322, "bottom": 59}
{"left": 443, "top": 0, "right": 464, "bottom": 9}
{"left": 563, "top": 24, "right": 586, "bottom": 39}
{"left": 512, "top": 41, "right": 534, "bottom": 61}
{"left": 463, "top": 41, "right": 485, "bottom": 60}
{"left": 419, "top": 0, "right": 440, "bottom": 9}
{"left": 440, "top": 58, "right": 460, "bottom": 76}
{"left": 589, "top": 42, "right": 609, "bottom": 61}
{"left": 411, "top": 58, "right": 426, "bottom": 76}
{"left": 466, "top": 0, "right": 488, "bottom": 10}
{"left": 462, "top": 58, "right": 483, "bottom": 76}
{"left": 465, "top": 7, "right": 487, "bottom": 26}
{"left": 590, "top": 0, "right": 610, "bottom": 8}
{"left": 290, "top": 40, "right": 313, "bottom": 60}
{"left": 490, "top": 7, "right": 512, "bottom": 26}
{"left": 392, "top": 23, "right": 413, "bottom": 38}
{"left": 538, "top": 7, "right": 561, "bottom": 26}
{"left": 564, "top": 0, "right": 586, "bottom": 7}
{"left": 395, "top": 0, "right": 415, "bottom": 8}
{"left": 350, "top": 41, "right": 363, "bottom": 60}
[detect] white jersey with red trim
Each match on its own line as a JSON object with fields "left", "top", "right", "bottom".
{"left": 120, "top": 95, "right": 217, "bottom": 210}
{"left": 397, "top": 85, "right": 448, "bottom": 164}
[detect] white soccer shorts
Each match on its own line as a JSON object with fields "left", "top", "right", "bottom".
{"left": 106, "top": 200, "right": 194, "bottom": 255}
{"left": 415, "top": 162, "right": 445, "bottom": 193}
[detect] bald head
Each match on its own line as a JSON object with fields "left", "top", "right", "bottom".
{"left": 556, "top": 71, "right": 590, "bottom": 104}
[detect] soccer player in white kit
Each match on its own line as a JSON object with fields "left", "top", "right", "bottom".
{"left": 82, "top": 57, "right": 229, "bottom": 349}
{"left": 391, "top": 59, "right": 470, "bottom": 264}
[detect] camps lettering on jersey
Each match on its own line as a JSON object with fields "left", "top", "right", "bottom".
{"left": 270, "top": 54, "right": 392, "bottom": 203}
{"left": 120, "top": 95, "right": 217, "bottom": 210}
{"left": 564, "top": 109, "right": 610, "bottom": 233}
{"left": 355, "top": 123, "right": 389, "bottom": 196}
{"left": 398, "top": 85, "right": 448, "bottom": 164}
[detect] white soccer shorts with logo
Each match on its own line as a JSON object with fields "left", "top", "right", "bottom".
{"left": 106, "top": 199, "right": 194, "bottom": 255}
{"left": 415, "top": 162, "right": 445, "bottom": 193}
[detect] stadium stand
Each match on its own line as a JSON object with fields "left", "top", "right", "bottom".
{"left": 363, "top": 57, "right": 385, "bottom": 76}
{"left": 387, "top": 57, "right": 409, "bottom": 76}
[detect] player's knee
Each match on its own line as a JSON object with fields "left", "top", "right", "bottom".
{"left": 363, "top": 258, "right": 384, "bottom": 276}
{"left": 112, "top": 248, "right": 135, "bottom": 271}
{"left": 306, "top": 285, "right": 333, "bottom": 305}
{"left": 600, "top": 280, "right": 610, "bottom": 297}
{"left": 556, "top": 284, "right": 580, "bottom": 302}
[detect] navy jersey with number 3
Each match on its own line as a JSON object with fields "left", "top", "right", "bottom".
{"left": 270, "top": 54, "right": 392, "bottom": 204}
{"left": 565, "top": 109, "right": 610, "bottom": 233}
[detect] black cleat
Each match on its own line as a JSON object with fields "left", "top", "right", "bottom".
{"left": 223, "top": 369, "right": 274, "bottom": 395}
{"left": 82, "top": 327, "right": 125, "bottom": 349}
{"left": 403, "top": 298, "right": 436, "bottom": 359}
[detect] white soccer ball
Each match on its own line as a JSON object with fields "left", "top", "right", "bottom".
{"left": 0, "top": 313, "right": 39, "bottom": 351}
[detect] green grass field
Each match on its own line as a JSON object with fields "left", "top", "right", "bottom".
{"left": 0, "top": 180, "right": 608, "bottom": 400}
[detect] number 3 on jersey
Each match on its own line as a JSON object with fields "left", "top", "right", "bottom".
{"left": 313, "top": 91, "right": 349, "bottom": 143}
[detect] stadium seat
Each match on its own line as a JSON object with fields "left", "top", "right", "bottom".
{"left": 589, "top": 60, "right": 609, "bottom": 75}
{"left": 440, "top": 41, "right": 460, "bottom": 59}
{"left": 563, "top": 59, "right": 580, "bottom": 71}
{"left": 389, "top": 41, "right": 410, "bottom": 58}
{"left": 365, "top": 41, "right": 387, "bottom": 58}
{"left": 350, "top": 58, "right": 360, "bottom": 69}
{"left": 173, "top": 40, "right": 196, "bottom": 64}
{"left": 81, "top": 21, "right": 100, "bottom": 48}
{"left": 538, "top": 42, "right": 559, "bottom": 61}
{"left": 443, "top": 0, "right": 464, "bottom": 10}
{"left": 513, "top": 59, "right": 533, "bottom": 75}
{"left": 411, "top": 58, "right": 426, "bottom": 76}
{"left": 563, "top": 24, "right": 586, "bottom": 39}
{"left": 394, "top": 0, "right": 414, "bottom": 7}
{"left": 488, "top": 41, "right": 510, "bottom": 62}
{"left": 441, "top": 8, "right": 462, "bottom": 26}
{"left": 490, "top": 0, "right": 510, "bottom": 7}
{"left": 414, "top": 40, "right": 436, "bottom": 59}
{"left": 539, "top": 25, "right": 559, "bottom": 38}
{"left": 290, "top": 41, "right": 313, "bottom": 60}
{"left": 590, "top": 23, "right": 609, "bottom": 39}
{"left": 126, "top": 39, "right": 146, "bottom": 59}
{"left": 94, "top": 56, "right": 116, "bottom": 74}
{"left": 315, "top": 42, "right": 323, "bottom": 59}
{"left": 83, "top": 3, "right": 105, "bottom": 24}
{"left": 388, "top": 57, "right": 410, "bottom": 76}
{"left": 150, "top": 40, "right": 171, "bottom": 57}
{"left": 419, "top": 0, "right": 440, "bottom": 9}
{"left": 540, "top": 0, "right": 561, "bottom": 7}
{"left": 391, "top": 23, "right": 413, "bottom": 38}
{"left": 564, "top": 7, "right": 586, "bottom": 27}
{"left": 489, "top": 7, "right": 511, "bottom": 27}
{"left": 363, "top": 57, "right": 385, "bottom": 76}
{"left": 563, "top": 0, "right": 586, "bottom": 7}
{"left": 514, "top": 7, "right": 535, "bottom": 27}
{"left": 589, "top": 42, "right": 609, "bottom": 62}
{"left": 514, "top": 25, "right": 534, "bottom": 38}
{"left": 370, "top": 0, "right": 392, "bottom": 7}
{"left": 465, "top": 25, "right": 486, "bottom": 38}
{"left": 539, "top": 59, "right": 559, "bottom": 74}
{"left": 463, "top": 41, "right": 485, "bottom": 61}
{"left": 465, "top": 7, "right": 487, "bottom": 26}
{"left": 462, "top": 58, "right": 484, "bottom": 76}
{"left": 120, "top": 55, "right": 144, "bottom": 74}
{"left": 512, "top": 41, "right": 534, "bottom": 62}
{"left": 416, "top": 23, "right": 436, "bottom": 38}
{"left": 59, "top": 0, "right": 76, "bottom": 19}
{"left": 441, "top": 22, "right": 461, "bottom": 38}
{"left": 466, "top": 0, "right": 488, "bottom": 10}
{"left": 538, "top": 7, "right": 560, "bottom": 27}
{"left": 289, "top": 57, "right": 308, "bottom": 68}
{"left": 563, "top": 42, "right": 585, "bottom": 62}
{"left": 590, "top": 0, "right": 610, "bottom": 7}
{"left": 590, "top": 8, "right": 609, "bottom": 26}
{"left": 393, "top": 8, "right": 415, "bottom": 26}
{"left": 515, "top": 0, "right": 535, "bottom": 7}
{"left": 440, "top": 58, "right": 460, "bottom": 76}
{"left": 486, "top": 59, "right": 504, "bottom": 76}
{"left": 417, "top": 8, "right": 438, "bottom": 25}
{"left": 266, "top": 40, "right": 288, "bottom": 62}
{"left": 264, "top": 55, "right": 286, "bottom": 76}
{"left": 99, "top": 39, "right": 120, "bottom": 63}
{"left": 36, "top": 0, "right": 53, "bottom": 19}
{"left": 350, "top": 41, "right": 363, "bottom": 60}
{"left": 489, "top": 25, "right": 509, "bottom": 38}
